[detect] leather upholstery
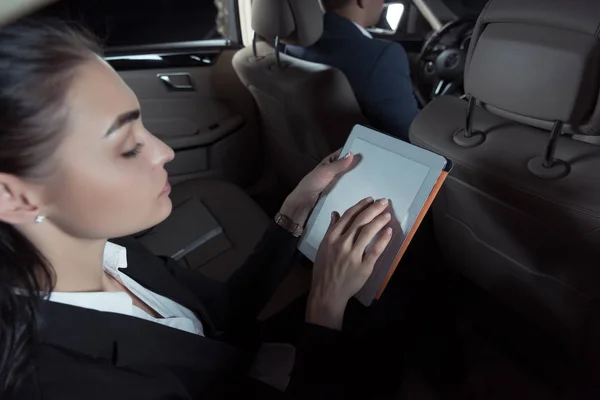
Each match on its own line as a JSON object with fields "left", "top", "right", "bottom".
{"left": 410, "top": 0, "right": 600, "bottom": 361}
{"left": 168, "top": 179, "right": 311, "bottom": 323}
{"left": 234, "top": 1, "right": 367, "bottom": 188}
{"left": 251, "top": 0, "right": 324, "bottom": 46}
{"left": 470, "top": 0, "right": 600, "bottom": 35}
{"left": 133, "top": 179, "right": 269, "bottom": 282}
{"left": 465, "top": 0, "right": 600, "bottom": 135}
{"left": 166, "top": 179, "right": 270, "bottom": 281}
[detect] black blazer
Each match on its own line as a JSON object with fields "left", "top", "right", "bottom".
{"left": 13, "top": 224, "right": 343, "bottom": 400}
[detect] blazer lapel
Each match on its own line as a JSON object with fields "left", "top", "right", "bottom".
{"left": 39, "top": 301, "right": 241, "bottom": 372}
{"left": 112, "top": 237, "right": 217, "bottom": 336}
{"left": 35, "top": 239, "right": 249, "bottom": 396}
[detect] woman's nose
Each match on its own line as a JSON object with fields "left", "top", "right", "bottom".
{"left": 162, "top": 142, "right": 175, "bottom": 165}
{"left": 148, "top": 131, "right": 175, "bottom": 166}
{"left": 159, "top": 142, "right": 175, "bottom": 166}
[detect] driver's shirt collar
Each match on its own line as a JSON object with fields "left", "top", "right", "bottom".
{"left": 352, "top": 21, "right": 373, "bottom": 39}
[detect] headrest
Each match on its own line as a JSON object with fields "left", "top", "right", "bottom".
{"left": 464, "top": 0, "right": 600, "bottom": 135}
{"left": 252, "top": 0, "right": 324, "bottom": 47}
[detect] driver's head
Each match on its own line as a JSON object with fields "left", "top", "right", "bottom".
{"left": 321, "top": 0, "right": 385, "bottom": 28}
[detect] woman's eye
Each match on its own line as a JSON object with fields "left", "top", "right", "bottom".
{"left": 122, "top": 143, "right": 144, "bottom": 159}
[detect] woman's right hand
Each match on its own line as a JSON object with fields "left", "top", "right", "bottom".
{"left": 306, "top": 197, "right": 393, "bottom": 330}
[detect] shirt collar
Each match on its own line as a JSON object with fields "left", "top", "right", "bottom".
{"left": 47, "top": 242, "right": 130, "bottom": 312}
{"left": 103, "top": 241, "right": 128, "bottom": 273}
{"left": 352, "top": 21, "right": 373, "bottom": 39}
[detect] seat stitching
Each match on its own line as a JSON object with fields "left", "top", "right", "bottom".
{"left": 442, "top": 208, "right": 593, "bottom": 300}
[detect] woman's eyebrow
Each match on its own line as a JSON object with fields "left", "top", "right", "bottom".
{"left": 104, "top": 109, "right": 140, "bottom": 137}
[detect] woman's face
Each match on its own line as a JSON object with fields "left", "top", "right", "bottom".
{"left": 36, "top": 57, "right": 175, "bottom": 239}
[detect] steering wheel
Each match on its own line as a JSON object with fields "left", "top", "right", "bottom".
{"left": 415, "top": 17, "right": 477, "bottom": 107}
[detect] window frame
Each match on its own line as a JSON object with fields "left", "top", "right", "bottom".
{"left": 31, "top": 0, "right": 244, "bottom": 52}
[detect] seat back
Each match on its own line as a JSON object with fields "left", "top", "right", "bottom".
{"left": 410, "top": 0, "right": 600, "bottom": 358}
{"left": 232, "top": 0, "right": 367, "bottom": 188}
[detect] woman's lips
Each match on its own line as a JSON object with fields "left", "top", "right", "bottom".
{"left": 159, "top": 181, "right": 171, "bottom": 197}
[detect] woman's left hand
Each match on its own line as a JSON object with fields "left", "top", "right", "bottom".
{"left": 279, "top": 149, "right": 355, "bottom": 227}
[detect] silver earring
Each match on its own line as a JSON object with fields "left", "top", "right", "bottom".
{"left": 35, "top": 215, "right": 46, "bottom": 224}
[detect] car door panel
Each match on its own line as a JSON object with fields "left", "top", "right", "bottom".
{"left": 107, "top": 48, "right": 262, "bottom": 187}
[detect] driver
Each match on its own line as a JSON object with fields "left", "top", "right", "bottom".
{"left": 286, "top": 0, "right": 419, "bottom": 141}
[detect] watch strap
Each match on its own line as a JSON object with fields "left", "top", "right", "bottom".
{"left": 274, "top": 212, "right": 304, "bottom": 237}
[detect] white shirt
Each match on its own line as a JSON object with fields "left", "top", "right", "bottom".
{"left": 49, "top": 242, "right": 205, "bottom": 337}
{"left": 353, "top": 21, "right": 373, "bottom": 39}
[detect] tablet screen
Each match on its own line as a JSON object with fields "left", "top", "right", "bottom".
{"left": 304, "top": 138, "right": 430, "bottom": 255}
{"left": 298, "top": 125, "right": 448, "bottom": 305}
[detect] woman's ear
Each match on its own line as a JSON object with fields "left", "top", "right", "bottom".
{"left": 0, "top": 175, "right": 41, "bottom": 225}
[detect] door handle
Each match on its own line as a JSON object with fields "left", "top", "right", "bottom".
{"left": 158, "top": 73, "right": 194, "bottom": 92}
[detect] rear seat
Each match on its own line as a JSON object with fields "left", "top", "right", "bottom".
{"left": 134, "top": 178, "right": 311, "bottom": 318}
{"left": 145, "top": 179, "right": 270, "bottom": 280}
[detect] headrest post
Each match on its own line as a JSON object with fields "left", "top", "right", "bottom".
{"left": 252, "top": 31, "right": 258, "bottom": 57}
{"left": 543, "top": 120, "right": 564, "bottom": 168}
{"left": 453, "top": 95, "right": 485, "bottom": 147}
{"left": 274, "top": 36, "right": 281, "bottom": 67}
{"left": 527, "top": 119, "right": 569, "bottom": 179}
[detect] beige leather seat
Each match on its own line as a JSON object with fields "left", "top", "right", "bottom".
{"left": 131, "top": 180, "right": 269, "bottom": 279}
{"left": 133, "top": 179, "right": 311, "bottom": 318}
{"left": 410, "top": 0, "right": 600, "bottom": 362}
{"left": 167, "top": 180, "right": 271, "bottom": 281}
{"left": 232, "top": 0, "right": 367, "bottom": 189}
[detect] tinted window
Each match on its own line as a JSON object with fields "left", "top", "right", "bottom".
{"left": 34, "top": 0, "right": 221, "bottom": 47}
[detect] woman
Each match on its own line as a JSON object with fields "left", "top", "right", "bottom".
{"left": 0, "top": 19, "right": 393, "bottom": 399}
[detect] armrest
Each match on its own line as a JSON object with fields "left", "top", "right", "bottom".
{"left": 163, "top": 114, "right": 244, "bottom": 150}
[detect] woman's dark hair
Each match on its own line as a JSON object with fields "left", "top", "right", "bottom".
{"left": 0, "top": 18, "right": 101, "bottom": 394}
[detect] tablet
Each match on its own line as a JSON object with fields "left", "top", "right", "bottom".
{"left": 298, "top": 125, "right": 448, "bottom": 306}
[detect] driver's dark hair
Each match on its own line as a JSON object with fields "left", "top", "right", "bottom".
{"left": 320, "top": 0, "right": 354, "bottom": 12}
{"left": 0, "top": 18, "right": 101, "bottom": 395}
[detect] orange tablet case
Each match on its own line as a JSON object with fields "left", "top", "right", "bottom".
{"left": 375, "top": 169, "right": 450, "bottom": 300}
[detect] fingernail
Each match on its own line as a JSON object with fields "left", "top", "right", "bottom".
{"left": 383, "top": 213, "right": 391, "bottom": 219}
{"left": 331, "top": 211, "right": 336, "bottom": 219}
{"left": 385, "top": 227, "right": 393, "bottom": 235}
{"left": 344, "top": 152, "right": 352, "bottom": 159}
{"left": 365, "top": 197, "right": 374, "bottom": 203}
{"left": 378, "top": 198, "right": 388, "bottom": 206}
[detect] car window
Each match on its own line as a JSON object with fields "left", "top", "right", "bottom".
{"left": 33, "top": 0, "right": 222, "bottom": 48}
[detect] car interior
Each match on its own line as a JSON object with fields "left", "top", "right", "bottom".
{"left": 2, "top": 0, "right": 600, "bottom": 397}
{"left": 233, "top": 0, "right": 367, "bottom": 190}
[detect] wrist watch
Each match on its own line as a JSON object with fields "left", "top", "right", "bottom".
{"left": 274, "top": 212, "right": 304, "bottom": 237}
